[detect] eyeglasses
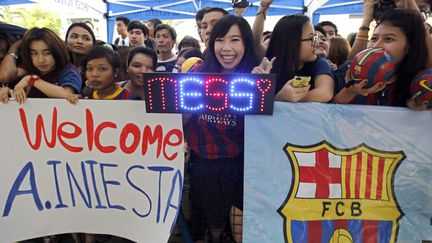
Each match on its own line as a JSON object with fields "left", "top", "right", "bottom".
{"left": 420, "top": 10, "right": 431, "bottom": 21}
{"left": 300, "top": 34, "right": 318, "bottom": 46}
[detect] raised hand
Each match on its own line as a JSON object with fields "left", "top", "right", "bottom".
{"left": 252, "top": 56, "right": 276, "bottom": 74}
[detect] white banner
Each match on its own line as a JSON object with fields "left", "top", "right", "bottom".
{"left": 244, "top": 102, "right": 432, "bottom": 243}
{"left": 0, "top": 99, "right": 184, "bottom": 243}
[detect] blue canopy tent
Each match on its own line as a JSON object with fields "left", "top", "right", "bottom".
{"left": 105, "top": 0, "right": 363, "bottom": 42}
{"left": 0, "top": 0, "right": 363, "bottom": 42}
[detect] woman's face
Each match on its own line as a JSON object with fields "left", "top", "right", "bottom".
{"left": 128, "top": 53, "right": 154, "bottom": 86}
{"left": 214, "top": 24, "right": 245, "bottom": 72}
{"left": 314, "top": 31, "right": 330, "bottom": 57}
{"left": 85, "top": 57, "right": 115, "bottom": 90}
{"left": 30, "top": 40, "right": 56, "bottom": 75}
{"left": 66, "top": 26, "right": 94, "bottom": 55}
{"left": 368, "top": 23, "right": 408, "bottom": 64}
{"left": 299, "top": 22, "right": 317, "bottom": 63}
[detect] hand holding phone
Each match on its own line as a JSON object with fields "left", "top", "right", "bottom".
{"left": 291, "top": 76, "right": 311, "bottom": 88}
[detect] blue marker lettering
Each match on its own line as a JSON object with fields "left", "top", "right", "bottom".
{"left": 100, "top": 163, "right": 125, "bottom": 210}
{"left": 2, "top": 162, "right": 43, "bottom": 217}
{"left": 126, "top": 165, "right": 152, "bottom": 217}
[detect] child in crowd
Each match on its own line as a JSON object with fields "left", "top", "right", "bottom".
{"left": 177, "top": 35, "right": 201, "bottom": 53}
{"left": 333, "top": 9, "right": 428, "bottom": 108}
{"left": 119, "top": 46, "right": 157, "bottom": 100}
{"left": 11, "top": 27, "right": 82, "bottom": 104}
{"left": 187, "top": 14, "right": 259, "bottom": 243}
{"left": 67, "top": 44, "right": 132, "bottom": 243}
{"left": 68, "top": 45, "right": 129, "bottom": 103}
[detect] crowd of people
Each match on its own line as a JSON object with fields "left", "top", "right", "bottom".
{"left": 0, "top": 0, "right": 431, "bottom": 242}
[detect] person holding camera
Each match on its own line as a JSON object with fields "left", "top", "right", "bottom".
{"left": 252, "top": 0, "right": 274, "bottom": 59}
{"left": 334, "top": 8, "right": 429, "bottom": 108}
{"left": 348, "top": 0, "right": 431, "bottom": 61}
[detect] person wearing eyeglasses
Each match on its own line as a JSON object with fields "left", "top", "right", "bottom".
{"left": 349, "top": 0, "right": 432, "bottom": 61}
{"left": 253, "top": 14, "right": 334, "bottom": 103}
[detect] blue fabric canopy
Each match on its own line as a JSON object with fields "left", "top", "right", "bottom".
{"left": 105, "top": 0, "right": 362, "bottom": 42}
{"left": 0, "top": 0, "right": 363, "bottom": 42}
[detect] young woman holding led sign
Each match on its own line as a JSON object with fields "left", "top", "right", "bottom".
{"left": 186, "top": 14, "right": 259, "bottom": 243}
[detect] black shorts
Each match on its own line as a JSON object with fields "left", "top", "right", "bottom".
{"left": 189, "top": 152, "right": 244, "bottom": 229}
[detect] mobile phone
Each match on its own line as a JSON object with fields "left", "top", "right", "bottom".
{"left": 291, "top": 76, "right": 311, "bottom": 87}
{"left": 232, "top": 0, "right": 250, "bottom": 8}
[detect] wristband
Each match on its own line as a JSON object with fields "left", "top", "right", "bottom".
{"left": 8, "top": 52, "right": 18, "bottom": 61}
{"left": 28, "top": 75, "right": 39, "bottom": 87}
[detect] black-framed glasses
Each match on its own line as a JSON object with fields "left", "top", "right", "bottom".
{"left": 420, "top": 9, "right": 431, "bottom": 21}
{"left": 300, "top": 34, "right": 318, "bottom": 46}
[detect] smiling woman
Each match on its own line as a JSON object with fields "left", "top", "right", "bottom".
{"left": 187, "top": 14, "right": 259, "bottom": 243}
{"left": 264, "top": 14, "right": 334, "bottom": 103}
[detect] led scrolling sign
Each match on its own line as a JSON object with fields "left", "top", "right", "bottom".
{"left": 143, "top": 73, "right": 276, "bottom": 115}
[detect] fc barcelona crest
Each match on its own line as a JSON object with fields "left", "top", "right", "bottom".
{"left": 278, "top": 141, "right": 405, "bottom": 243}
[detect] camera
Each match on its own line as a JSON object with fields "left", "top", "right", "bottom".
{"left": 232, "top": 0, "right": 251, "bottom": 8}
{"left": 373, "top": 0, "right": 396, "bottom": 19}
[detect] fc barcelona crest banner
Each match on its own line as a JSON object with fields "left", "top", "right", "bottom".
{"left": 244, "top": 102, "right": 432, "bottom": 243}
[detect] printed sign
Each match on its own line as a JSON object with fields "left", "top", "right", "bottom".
{"left": 244, "top": 102, "right": 432, "bottom": 243}
{"left": 143, "top": 73, "right": 276, "bottom": 115}
{"left": 0, "top": 99, "right": 184, "bottom": 243}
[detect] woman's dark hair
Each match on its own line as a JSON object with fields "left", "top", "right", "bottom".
{"left": 263, "top": 31, "right": 272, "bottom": 42}
{"left": 328, "top": 36, "right": 351, "bottom": 66}
{"left": 199, "top": 14, "right": 259, "bottom": 73}
{"left": 377, "top": 9, "right": 428, "bottom": 106}
{"left": 196, "top": 7, "right": 210, "bottom": 22}
{"left": 19, "top": 27, "right": 70, "bottom": 76}
{"left": 183, "top": 48, "right": 203, "bottom": 60}
{"left": 178, "top": 35, "right": 200, "bottom": 52}
{"left": 148, "top": 18, "right": 162, "bottom": 28}
{"left": 127, "top": 46, "right": 158, "bottom": 71}
{"left": 314, "top": 25, "right": 326, "bottom": 37}
{"left": 347, "top": 32, "right": 357, "bottom": 47}
{"left": 266, "top": 14, "right": 310, "bottom": 91}
{"left": 65, "top": 22, "right": 96, "bottom": 46}
{"left": 81, "top": 45, "right": 121, "bottom": 73}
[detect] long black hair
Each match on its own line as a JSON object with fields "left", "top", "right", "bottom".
{"left": 377, "top": 9, "right": 428, "bottom": 106}
{"left": 266, "top": 14, "right": 310, "bottom": 91}
{"left": 199, "top": 14, "right": 259, "bottom": 73}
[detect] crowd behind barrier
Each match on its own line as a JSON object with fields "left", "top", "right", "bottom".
{"left": 0, "top": 0, "right": 432, "bottom": 242}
